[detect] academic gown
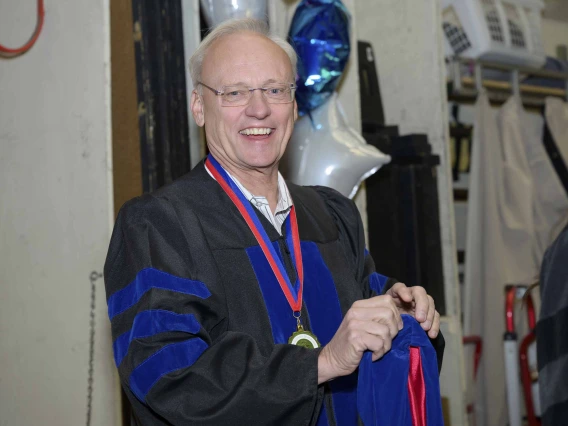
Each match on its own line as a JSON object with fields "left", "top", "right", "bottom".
{"left": 538, "top": 224, "right": 568, "bottom": 425}
{"left": 104, "top": 160, "right": 443, "bottom": 426}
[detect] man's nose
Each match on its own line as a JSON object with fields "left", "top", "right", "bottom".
{"left": 245, "top": 89, "right": 271, "bottom": 119}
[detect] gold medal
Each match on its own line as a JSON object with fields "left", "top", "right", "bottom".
{"left": 288, "top": 324, "right": 321, "bottom": 349}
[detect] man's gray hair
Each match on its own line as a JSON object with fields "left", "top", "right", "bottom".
{"left": 189, "top": 18, "right": 298, "bottom": 91}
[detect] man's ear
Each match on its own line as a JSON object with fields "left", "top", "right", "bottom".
{"left": 191, "top": 90, "right": 205, "bottom": 127}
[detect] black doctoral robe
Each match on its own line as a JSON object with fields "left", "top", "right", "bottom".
{"left": 538, "top": 224, "right": 568, "bottom": 426}
{"left": 104, "top": 161, "right": 440, "bottom": 425}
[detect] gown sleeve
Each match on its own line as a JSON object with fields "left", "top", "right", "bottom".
{"left": 104, "top": 194, "right": 323, "bottom": 426}
{"left": 313, "top": 185, "right": 445, "bottom": 372}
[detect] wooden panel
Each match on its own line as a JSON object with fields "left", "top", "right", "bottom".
{"left": 111, "top": 0, "right": 142, "bottom": 218}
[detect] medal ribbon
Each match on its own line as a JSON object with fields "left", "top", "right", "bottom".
{"left": 205, "top": 155, "right": 304, "bottom": 313}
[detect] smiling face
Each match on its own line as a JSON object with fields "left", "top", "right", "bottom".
{"left": 191, "top": 32, "right": 298, "bottom": 174}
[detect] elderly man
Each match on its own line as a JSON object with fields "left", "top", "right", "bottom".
{"left": 105, "top": 17, "right": 441, "bottom": 425}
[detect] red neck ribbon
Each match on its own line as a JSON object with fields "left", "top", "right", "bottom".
{"left": 205, "top": 155, "right": 304, "bottom": 313}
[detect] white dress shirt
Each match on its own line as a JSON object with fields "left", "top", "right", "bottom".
{"left": 206, "top": 164, "right": 293, "bottom": 235}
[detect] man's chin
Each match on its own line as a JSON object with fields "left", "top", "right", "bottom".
{"left": 237, "top": 152, "right": 281, "bottom": 170}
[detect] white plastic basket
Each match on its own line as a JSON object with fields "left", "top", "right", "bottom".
{"left": 441, "top": 0, "right": 546, "bottom": 68}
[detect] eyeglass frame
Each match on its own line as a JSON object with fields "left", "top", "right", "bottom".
{"left": 196, "top": 81, "right": 297, "bottom": 106}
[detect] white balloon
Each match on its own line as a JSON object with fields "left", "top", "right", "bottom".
{"left": 200, "top": 0, "right": 268, "bottom": 28}
{"left": 281, "top": 92, "right": 391, "bottom": 199}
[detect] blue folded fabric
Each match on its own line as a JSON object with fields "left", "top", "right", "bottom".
{"left": 357, "top": 314, "right": 444, "bottom": 426}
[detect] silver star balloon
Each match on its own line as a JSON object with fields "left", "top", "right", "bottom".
{"left": 199, "top": 0, "right": 267, "bottom": 28}
{"left": 281, "top": 92, "right": 390, "bottom": 199}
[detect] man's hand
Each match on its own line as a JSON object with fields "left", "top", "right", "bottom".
{"left": 386, "top": 282, "right": 440, "bottom": 339}
{"left": 317, "top": 295, "right": 402, "bottom": 384}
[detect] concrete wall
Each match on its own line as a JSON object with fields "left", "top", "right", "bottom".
{"left": 541, "top": 17, "right": 568, "bottom": 58}
{"left": 0, "top": 1, "right": 120, "bottom": 425}
{"left": 543, "top": 0, "right": 568, "bottom": 27}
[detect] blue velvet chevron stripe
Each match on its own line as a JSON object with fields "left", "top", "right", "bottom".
{"left": 107, "top": 268, "right": 211, "bottom": 319}
{"left": 301, "top": 241, "right": 358, "bottom": 426}
{"left": 246, "top": 242, "right": 297, "bottom": 345}
{"left": 357, "top": 315, "right": 444, "bottom": 426}
{"left": 113, "top": 310, "right": 202, "bottom": 367}
{"left": 246, "top": 235, "right": 356, "bottom": 425}
{"left": 369, "top": 272, "right": 389, "bottom": 295}
{"left": 129, "top": 338, "right": 208, "bottom": 402}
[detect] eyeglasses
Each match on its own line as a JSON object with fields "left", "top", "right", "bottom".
{"left": 197, "top": 81, "right": 296, "bottom": 106}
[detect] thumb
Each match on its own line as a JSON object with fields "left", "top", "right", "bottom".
{"left": 391, "top": 283, "right": 413, "bottom": 302}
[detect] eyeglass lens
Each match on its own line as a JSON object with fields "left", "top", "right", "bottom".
{"left": 220, "top": 84, "right": 295, "bottom": 106}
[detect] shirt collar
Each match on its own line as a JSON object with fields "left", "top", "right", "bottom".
{"left": 205, "top": 162, "right": 293, "bottom": 216}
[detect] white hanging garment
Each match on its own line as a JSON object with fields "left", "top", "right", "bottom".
{"left": 464, "top": 91, "right": 507, "bottom": 426}
{"left": 497, "top": 100, "right": 542, "bottom": 425}
{"left": 497, "top": 96, "right": 538, "bottom": 284}
{"left": 464, "top": 93, "right": 537, "bottom": 426}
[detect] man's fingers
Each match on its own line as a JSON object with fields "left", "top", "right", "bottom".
{"left": 334, "top": 318, "right": 395, "bottom": 360}
{"left": 377, "top": 296, "right": 404, "bottom": 331}
{"left": 374, "top": 312, "right": 400, "bottom": 339}
{"left": 351, "top": 296, "right": 403, "bottom": 330}
{"left": 428, "top": 311, "right": 441, "bottom": 338}
{"left": 323, "top": 297, "right": 405, "bottom": 380}
{"left": 352, "top": 295, "right": 399, "bottom": 310}
{"left": 366, "top": 320, "right": 396, "bottom": 344}
{"left": 421, "top": 295, "right": 436, "bottom": 331}
{"left": 410, "top": 287, "right": 429, "bottom": 322}
{"left": 363, "top": 323, "right": 392, "bottom": 361}
{"left": 390, "top": 282, "right": 414, "bottom": 303}
{"left": 346, "top": 305, "right": 401, "bottom": 337}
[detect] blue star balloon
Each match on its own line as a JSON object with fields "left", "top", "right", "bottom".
{"left": 288, "top": 0, "right": 351, "bottom": 115}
